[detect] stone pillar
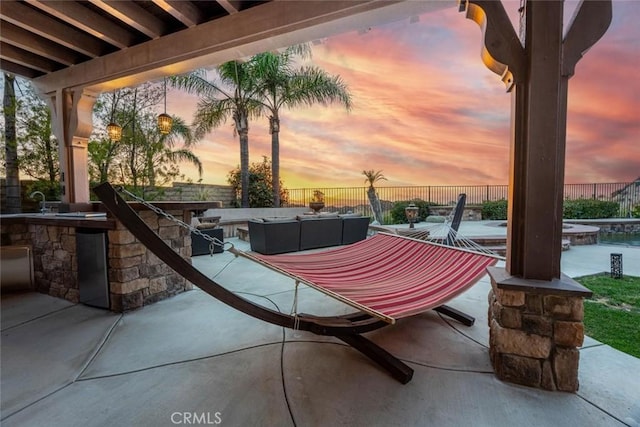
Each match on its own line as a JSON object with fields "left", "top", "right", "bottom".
{"left": 488, "top": 267, "right": 588, "bottom": 391}
{"left": 108, "top": 209, "right": 192, "bottom": 312}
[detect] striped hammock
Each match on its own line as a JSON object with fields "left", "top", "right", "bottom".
{"left": 242, "top": 233, "right": 500, "bottom": 324}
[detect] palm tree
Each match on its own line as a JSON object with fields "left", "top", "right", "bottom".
{"left": 170, "top": 63, "right": 262, "bottom": 207}
{"left": 249, "top": 45, "right": 352, "bottom": 206}
{"left": 363, "top": 170, "right": 387, "bottom": 224}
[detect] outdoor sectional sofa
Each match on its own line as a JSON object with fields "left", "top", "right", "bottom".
{"left": 248, "top": 214, "right": 371, "bottom": 255}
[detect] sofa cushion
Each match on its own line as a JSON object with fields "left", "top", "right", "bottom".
{"left": 262, "top": 216, "right": 297, "bottom": 222}
{"left": 342, "top": 216, "right": 371, "bottom": 245}
{"left": 248, "top": 219, "right": 300, "bottom": 255}
{"left": 299, "top": 217, "right": 342, "bottom": 251}
{"left": 318, "top": 212, "right": 339, "bottom": 218}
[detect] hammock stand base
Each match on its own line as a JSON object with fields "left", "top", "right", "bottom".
{"left": 433, "top": 305, "right": 475, "bottom": 326}
{"left": 94, "top": 182, "right": 479, "bottom": 384}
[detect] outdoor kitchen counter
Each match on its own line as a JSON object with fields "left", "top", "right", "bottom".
{"left": 0, "top": 201, "right": 223, "bottom": 312}
{"left": 0, "top": 213, "right": 116, "bottom": 230}
{"left": 1, "top": 201, "right": 222, "bottom": 228}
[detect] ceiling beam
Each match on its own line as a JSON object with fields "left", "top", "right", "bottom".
{"left": 153, "top": 0, "right": 205, "bottom": 27}
{"left": 0, "top": 42, "right": 61, "bottom": 73}
{"left": 90, "top": 0, "right": 166, "bottom": 39}
{"left": 33, "top": 0, "right": 452, "bottom": 94}
{"left": 0, "top": 59, "right": 41, "bottom": 79}
{"left": 1, "top": 21, "right": 85, "bottom": 66}
{"left": 216, "top": 0, "right": 240, "bottom": 15}
{"left": 25, "top": 0, "right": 137, "bottom": 49}
{"left": 0, "top": 1, "right": 105, "bottom": 57}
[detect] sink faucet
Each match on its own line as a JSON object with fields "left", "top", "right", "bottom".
{"left": 29, "top": 191, "right": 47, "bottom": 214}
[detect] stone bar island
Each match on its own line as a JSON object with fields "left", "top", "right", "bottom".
{"left": 0, "top": 201, "right": 221, "bottom": 312}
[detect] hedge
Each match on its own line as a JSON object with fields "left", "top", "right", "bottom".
{"left": 480, "top": 198, "right": 621, "bottom": 220}
{"left": 389, "top": 199, "right": 435, "bottom": 224}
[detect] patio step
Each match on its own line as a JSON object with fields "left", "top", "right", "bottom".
{"left": 237, "top": 226, "right": 249, "bottom": 242}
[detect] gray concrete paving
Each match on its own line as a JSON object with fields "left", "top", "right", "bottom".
{"left": 1, "top": 226, "right": 639, "bottom": 427}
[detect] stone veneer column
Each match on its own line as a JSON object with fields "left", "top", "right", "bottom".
{"left": 488, "top": 266, "right": 591, "bottom": 392}
{"left": 108, "top": 209, "right": 192, "bottom": 311}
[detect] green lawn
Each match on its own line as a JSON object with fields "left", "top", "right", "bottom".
{"left": 576, "top": 274, "right": 640, "bottom": 358}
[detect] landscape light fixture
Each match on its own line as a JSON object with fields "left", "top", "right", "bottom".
{"left": 157, "top": 78, "right": 173, "bottom": 134}
{"left": 405, "top": 203, "right": 419, "bottom": 229}
{"left": 611, "top": 253, "right": 623, "bottom": 279}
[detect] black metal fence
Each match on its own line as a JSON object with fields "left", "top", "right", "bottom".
{"left": 283, "top": 182, "right": 638, "bottom": 218}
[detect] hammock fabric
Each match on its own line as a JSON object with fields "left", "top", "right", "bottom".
{"left": 249, "top": 233, "right": 499, "bottom": 324}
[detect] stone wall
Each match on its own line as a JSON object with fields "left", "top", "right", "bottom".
{"left": 108, "top": 209, "right": 192, "bottom": 312}
{"left": 1, "top": 222, "right": 79, "bottom": 303}
{"left": 565, "top": 219, "right": 640, "bottom": 234}
{"left": 161, "top": 182, "right": 235, "bottom": 207}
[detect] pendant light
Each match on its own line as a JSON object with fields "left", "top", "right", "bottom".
{"left": 107, "top": 91, "right": 122, "bottom": 142}
{"left": 107, "top": 122, "right": 122, "bottom": 142}
{"left": 157, "top": 78, "right": 173, "bottom": 134}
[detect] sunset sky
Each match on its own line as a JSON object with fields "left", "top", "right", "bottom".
{"left": 171, "top": 0, "right": 639, "bottom": 189}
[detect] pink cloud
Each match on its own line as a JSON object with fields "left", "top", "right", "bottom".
{"left": 171, "top": 2, "right": 639, "bottom": 190}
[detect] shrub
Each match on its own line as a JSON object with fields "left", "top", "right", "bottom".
{"left": 482, "top": 199, "right": 508, "bottom": 220}
{"left": 226, "top": 156, "right": 289, "bottom": 207}
{"left": 25, "top": 179, "right": 61, "bottom": 201}
{"left": 381, "top": 212, "right": 394, "bottom": 225}
{"left": 389, "top": 199, "right": 434, "bottom": 224}
{"left": 563, "top": 198, "right": 619, "bottom": 219}
{"left": 632, "top": 205, "right": 640, "bottom": 218}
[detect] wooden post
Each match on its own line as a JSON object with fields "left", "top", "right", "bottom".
{"left": 461, "top": 0, "right": 612, "bottom": 280}
{"left": 460, "top": 0, "right": 612, "bottom": 391}
{"left": 507, "top": 0, "right": 565, "bottom": 280}
{"left": 44, "top": 87, "right": 98, "bottom": 204}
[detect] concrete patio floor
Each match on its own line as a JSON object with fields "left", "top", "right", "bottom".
{"left": 2, "top": 225, "right": 639, "bottom": 426}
